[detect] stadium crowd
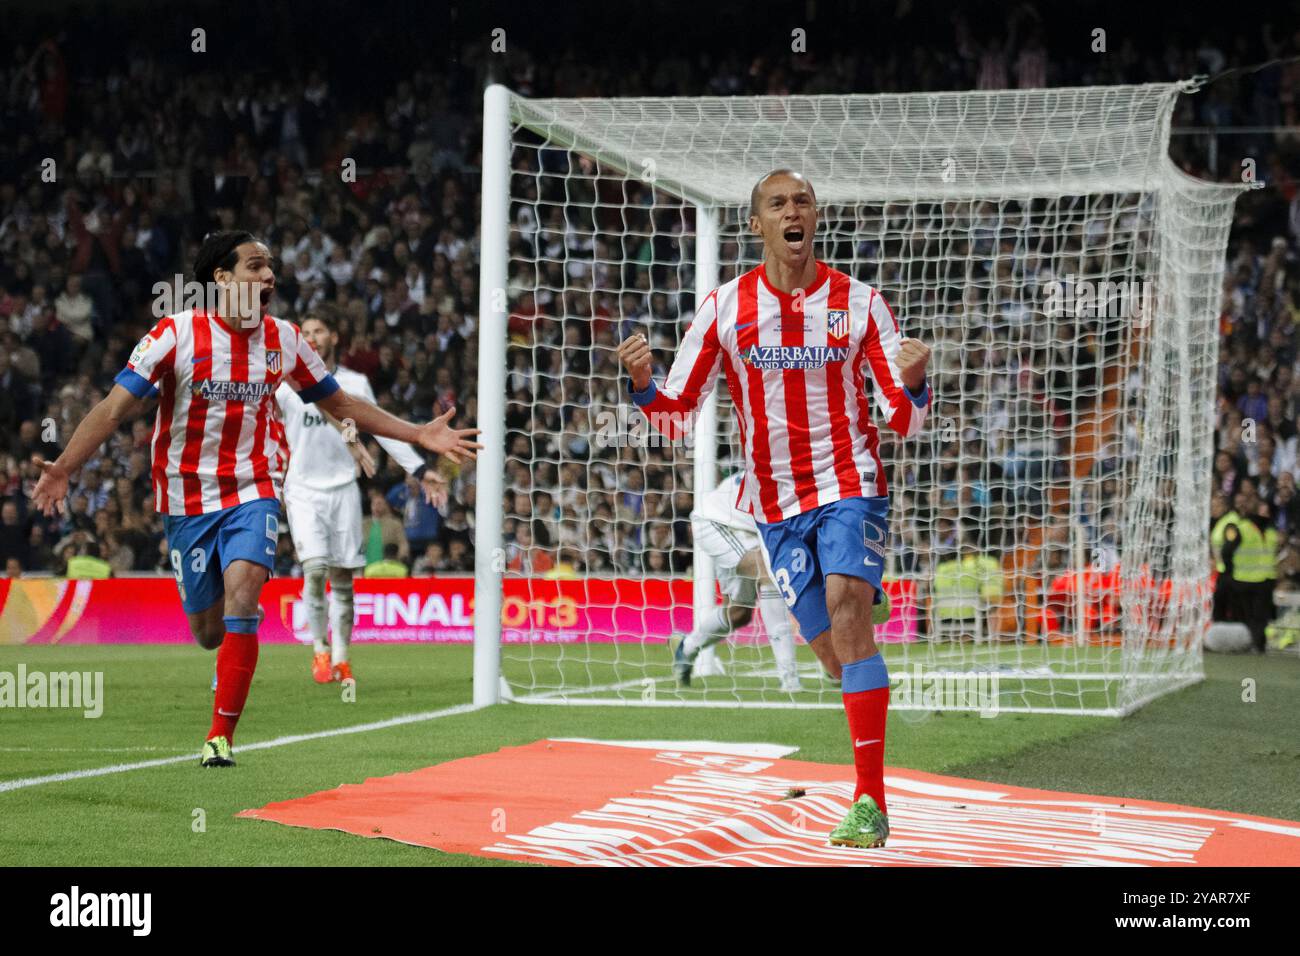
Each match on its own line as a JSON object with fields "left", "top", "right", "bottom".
{"left": 0, "top": 7, "right": 1298, "bottom": 645}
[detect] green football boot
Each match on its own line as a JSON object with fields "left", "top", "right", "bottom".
{"left": 828, "top": 794, "right": 890, "bottom": 848}
{"left": 200, "top": 735, "right": 236, "bottom": 768}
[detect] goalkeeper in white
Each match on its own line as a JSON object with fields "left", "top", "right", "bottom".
{"left": 277, "top": 312, "right": 448, "bottom": 684}
{"left": 672, "top": 471, "right": 803, "bottom": 693}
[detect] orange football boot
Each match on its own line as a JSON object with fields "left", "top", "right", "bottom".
{"left": 312, "top": 652, "right": 333, "bottom": 683}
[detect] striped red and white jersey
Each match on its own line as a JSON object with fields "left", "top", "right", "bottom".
{"left": 631, "top": 261, "right": 930, "bottom": 524}
{"left": 114, "top": 309, "right": 339, "bottom": 516}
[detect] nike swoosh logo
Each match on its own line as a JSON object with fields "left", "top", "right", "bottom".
{"left": 192, "top": 356, "right": 211, "bottom": 364}
{"left": 217, "top": 709, "right": 241, "bottom": 717}
{"left": 735, "top": 321, "right": 756, "bottom": 330}
{"left": 854, "top": 738, "right": 881, "bottom": 747}
{"left": 863, "top": 556, "right": 878, "bottom": 567}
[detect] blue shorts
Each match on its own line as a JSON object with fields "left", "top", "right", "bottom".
{"left": 162, "top": 498, "right": 280, "bottom": 614}
{"left": 755, "top": 496, "right": 889, "bottom": 642}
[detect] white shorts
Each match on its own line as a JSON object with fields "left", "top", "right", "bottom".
{"left": 285, "top": 482, "right": 365, "bottom": 569}
{"left": 692, "top": 515, "right": 760, "bottom": 605}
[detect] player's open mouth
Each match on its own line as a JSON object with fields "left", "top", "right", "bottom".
{"left": 783, "top": 226, "right": 806, "bottom": 251}
{"left": 259, "top": 287, "right": 273, "bottom": 307}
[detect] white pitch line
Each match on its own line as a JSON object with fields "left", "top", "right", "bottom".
{"left": 0, "top": 746, "right": 192, "bottom": 754}
{"left": 0, "top": 701, "right": 484, "bottom": 794}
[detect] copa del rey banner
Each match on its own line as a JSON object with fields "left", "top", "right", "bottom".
{"left": 0, "top": 576, "right": 918, "bottom": 646}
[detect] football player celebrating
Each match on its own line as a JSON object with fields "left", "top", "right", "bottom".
{"left": 618, "top": 171, "right": 930, "bottom": 847}
{"left": 32, "top": 231, "right": 481, "bottom": 768}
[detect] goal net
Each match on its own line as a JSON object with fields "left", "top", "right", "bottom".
{"left": 473, "top": 83, "right": 1245, "bottom": 715}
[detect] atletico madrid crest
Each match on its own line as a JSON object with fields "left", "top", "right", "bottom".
{"left": 827, "top": 309, "right": 849, "bottom": 338}
{"left": 266, "top": 349, "right": 282, "bottom": 374}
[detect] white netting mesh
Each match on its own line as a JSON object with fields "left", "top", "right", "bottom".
{"left": 483, "top": 83, "right": 1244, "bottom": 714}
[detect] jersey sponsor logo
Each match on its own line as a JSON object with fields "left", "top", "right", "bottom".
{"left": 827, "top": 309, "right": 850, "bottom": 338}
{"left": 741, "top": 344, "right": 850, "bottom": 369}
{"left": 266, "top": 349, "right": 282, "bottom": 374}
{"left": 190, "top": 379, "right": 276, "bottom": 402}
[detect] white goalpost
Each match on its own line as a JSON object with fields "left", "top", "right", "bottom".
{"left": 474, "top": 81, "right": 1245, "bottom": 715}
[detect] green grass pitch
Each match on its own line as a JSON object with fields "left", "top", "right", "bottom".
{"left": 0, "top": 644, "right": 1296, "bottom": 866}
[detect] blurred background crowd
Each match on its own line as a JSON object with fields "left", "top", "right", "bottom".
{"left": 0, "top": 1, "right": 1297, "bottom": 630}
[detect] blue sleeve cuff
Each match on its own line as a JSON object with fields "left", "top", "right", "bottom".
{"left": 627, "top": 378, "right": 658, "bottom": 407}
{"left": 903, "top": 378, "right": 930, "bottom": 408}
{"left": 297, "top": 373, "right": 340, "bottom": 405}
{"left": 114, "top": 368, "right": 158, "bottom": 399}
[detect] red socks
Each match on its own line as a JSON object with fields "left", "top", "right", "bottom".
{"left": 209, "top": 616, "right": 260, "bottom": 744}
{"left": 841, "top": 654, "right": 890, "bottom": 813}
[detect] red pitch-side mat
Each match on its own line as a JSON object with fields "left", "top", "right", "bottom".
{"left": 238, "top": 739, "right": 1300, "bottom": 866}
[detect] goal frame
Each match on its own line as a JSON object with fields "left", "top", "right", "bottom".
{"left": 473, "top": 81, "right": 1244, "bottom": 714}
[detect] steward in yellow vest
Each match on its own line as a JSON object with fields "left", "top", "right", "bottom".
{"left": 66, "top": 553, "right": 112, "bottom": 579}
{"left": 1212, "top": 501, "right": 1277, "bottom": 653}
{"left": 364, "top": 543, "right": 410, "bottom": 578}
{"left": 933, "top": 542, "right": 1003, "bottom": 621}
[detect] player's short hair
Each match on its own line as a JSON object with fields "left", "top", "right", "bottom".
{"left": 749, "top": 168, "right": 816, "bottom": 218}
{"left": 301, "top": 308, "right": 338, "bottom": 334}
{"left": 193, "top": 230, "right": 265, "bottom": 285}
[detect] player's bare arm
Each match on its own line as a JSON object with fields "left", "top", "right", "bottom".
{"left": 316, "top": 389, "right": 484, "bottom": 464}
{"left": 32, "top": 384, "right": 153, "bottom": 517}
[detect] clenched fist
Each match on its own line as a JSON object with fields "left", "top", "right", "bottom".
{"left": 617, "top": 333, "right": 653, "bottom": 392}
{"left": 897, "top": 337, "right": 931, "bottom": 392}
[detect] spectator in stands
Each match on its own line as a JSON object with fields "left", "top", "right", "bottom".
{"left": 364, "top": 542, "right": 409, "bottom": 578}
{"left": 931, "top": 530, "right": 1004, "bottom": 641}
{"left": 446, "top": 538, "right": 471, "bottom": 571}
{"left": 0, "top": 7, "right": 1295, "bottom": 607}
{"left": 66, "top": 540, "right": 112, "bottom": 579}
{"left": 387, "top": 472, "right": 441, "bottom": 555}
{"left": 364, "top": 492, "right": 409, "bottom": 566}
{"left": 26, "top": 523, "right": 54, "bottom": 571}
{"left": 55, "top": 274, "right": 94, "bottom": 348}
{"left": 0, "top": 499, "right": 29, "bottom": 568}
{"left": 412, "top": 541, "right": 447, "bottom": 575}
